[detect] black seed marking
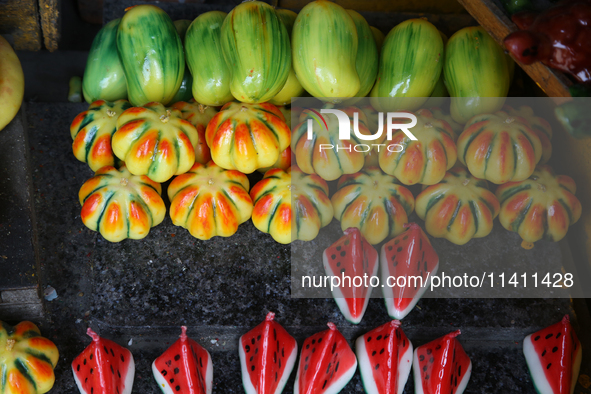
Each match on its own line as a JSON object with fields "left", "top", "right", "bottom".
{"left": 305, "top": 364, "right": 308, "bottom": 371}
{"left": 395, "top": 239, "right": 399, "bottom": 245}
{"left": 556, "top": 332, "right": 561, "bottom": 339}
{"left": 274, "top": 329, "right": 277, "bottom": 340}
{"left": 121, "top": 355, "right": 124, "bottom": 362}
{"left": 419, "top": 355, "right": 425, "bottom": 362}
{"left": 436, "top": 345, "right": 441, "bottom": 350}
{"left": 77, "top": 365, "right": 80, "bottom": 372}
{"left": 251, "top": 338, "right": 255, "bottom": 345}
{"left": 403, "top": 339, "right": 406, "bottom": 348}
{"left": 170, "top": 378, "right": 174, "bottom": 384}
{"left": 388, "top": 246, "right": 393, "bottom": 251}
{"left": 174, "top": 368, "right": 179, "bottom": 374}
{"left": 367, "top": 336, "right": 372, "bottom": 342}
{"left": 312, "top": 339, "right": 316, "bottom": 344}
{"left": 250, "top": 356, "right": 253, "bottom": 362}
{"left": 255, "top": 347, "right": 258, "bottom": 354}
{"left": 305, "top": 356, "right": 308, "bottom": 362}
{"left": 279, "top": 359, "right": 281, "bottom": 369}
{"left": 534, "top": 335, "right": 540, "bottom": 341}
{"left": 336, "top": 246, "right": 341, "bottom": 251}
{"left": 397, "top": 247, "right": 402, "bottom": 252}
{"left": 380, "top": 348, "right": 385, "bottom": 355}
{"left": 451, "top": 374, "right": 453, "bottom": 385}
{"left": 396, "top": 331, "right": 401, "bottom": 340}
{"left": 545, "top": 334, "right": 553, "bottom": 340}
{"left": 85, "top": 378, "right": 88, "bottom": 384}
{"left": 84, "top": 359, "right": 87, "bottom": 365}
{"left": 312, "top": 348, "right": 315, "bottom": 353}
{"left": 282, "top": 347, "right": 285, "bottom": 357}
{"left": 430, "top": 357, "right": 434, "bottom": 363}
{"left": 542, "top": 350, "right": 546, "bottom": 357}
{"left": 326, "top": 363, "right": 331, "bottom": 374}
{"left": 318, "top": 338, "right": 322, "bottom": 343}
{"left": 200, "top": 357, "right": 203, "bottom": 368}
{"left": 372, "top": 351, "right": 376, "bottom": 356}
{"left": 552, "top": 346, "right": 558, "bottom": 353}
{"left": 175, "top": 354, "right": 181, "bottom": 361}
{"left": 403, "top": 235, "right": 408, "bottom": 241}
{"left": 257, "top": 335, "right": 261, "bottom": 341}
{"left": 340, "top": 251, "right": 346, "bottom": 257}
{"left": 420, "top": 238, "right": 422, "bottom": 249}
{"left": 251, "top": 365, "right": 255, "bottom": 371}
{"left": 375, "top": 364, "right": 380, "bottom": 370}
{"left": 458, "top": 365, "right": 462, "bottom": 376}
{"left": 111, "top": 365, "right": 114, "bottom": 374}
{"left": 91, "top": 388, "right": 93, "bottom": 394}
{"left": 306, "top": 344, "right": 310, "bottom": 350}
{"left": 176, "top": 386, "right": 181, "bottom": 392}
{"left": 90, "top": 368, "right": 94, "bottom": 374}
{"left": 340, "top": 268, "right": 346, "bottom": 274}
{"left": 277, "top": 340, "right": 280, "bottom": 352}
{"left": 274, "top": 351, "right": 277, "bottom": 363}
{"left": 332, "top": 342, "right": 337, "bottom": 353}
{"left": 427, "top": 348, "right": 432, "bottom": 355}
{"left": 322, "top": 380, "right": 327, "bottom": 389}
{"left": 547, "top": 363, "right": 552, "bottom": 369}
{"left": 423, "top": 365, "right": 427, "bottom": 372}
{"left": 275, "top": 372, "right": 278, "bottom": 382}
{"left": 331, "top": 254, "right": 336, "bottom": 260}
{"left": 117, "top": 388, "right": 119, "bottom": 394}
{"left": 90, "top": 354, "right": 93, "bottom": 360}
{"left": 384, "top": 335, "right": 389, "bottom": 339}
{"left": 426, "top": 375, "right": 429, "bottom": 380}
{"left": 117, "top": 370, "right": 121, "bottom": 379}
{"left": 335, "top": 361, "right": 339, "bottom": 372}
{"left": 110, "top": 348, "right": 115, "bottom": 357}
{"left": 336, "top": 262, "right": 341, "bottom": 267}
{"left": 246, "top": 345, "right": 251, "bottom": 352}
{"left": 104, "top": 345, "right": 109, "bottom": 355}
{"left": 377, "top": 335, "right": 382, "bottom": 340}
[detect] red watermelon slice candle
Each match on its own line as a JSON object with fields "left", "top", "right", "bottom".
{"left": 412, "top": 330, "right": 471, "bottom": 394}
{"left": 294, "top": 323, "right": 357, "bottom": 394}
{"left": 356, "top": 320, "right": 413, "bottom": 394}
{"left": 523, "top": 315, "right": 582, "bottom": 394}
{"left": 152, "top": 326, "right": 213, "bottom": 394}
{"left": 380, "top": 223, "right": 439, "bottom": 320}
{"left": 72, "top": 328, "right": 135, "bottom": 394}
{"left": 322, "top": 227, "right": 379, "bottom": 324}
{"left": 239, "top": 312, "right": 298, "bottom": 394}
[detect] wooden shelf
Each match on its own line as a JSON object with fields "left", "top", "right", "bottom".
{"left": 457, "top": 0, "right": 573, "bottom": 98}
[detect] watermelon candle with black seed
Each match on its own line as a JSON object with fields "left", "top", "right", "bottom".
{"left": 523, "top": 315, "right": 582, "bottom": 394}
{"left": 239, "top": 312, "right": 297, "bottom": 394}
{"left": 322, "top": 227, "right": 378, "bottom": 324}
{"left": 71, "top": 328, "right": 135, "bottom": 394}
{"left": 293, "top": 323, "right": 357, "bottom": 394}
{"left": 152, "top": 326, "right": 213, "bottom": 394}
{"left": 380, "top": 223, "right": 439, "bottom": 320}
{"left": 355, "top": 320, "right": 413, "bottom": 394}
{"left": 412, "top": 330, "right": 471, "bottom": 394}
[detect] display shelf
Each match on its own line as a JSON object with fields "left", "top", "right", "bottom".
{"left": 457, "top": 0, "right": 573, "bottom": 98}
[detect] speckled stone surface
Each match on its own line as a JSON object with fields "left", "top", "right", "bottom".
{"left": 17, "top": 103, "right": 590, "bottom": 394}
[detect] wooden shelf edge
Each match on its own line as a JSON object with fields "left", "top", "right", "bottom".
{"left": 458, "top": 0, "right": 572, "bottom": 98}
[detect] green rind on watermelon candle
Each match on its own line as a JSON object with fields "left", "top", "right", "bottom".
{"left": 293, "top": 323, "right": 357, "bottom": 394}
{"left": 83, "top": 18, "right": 127, "bottom": 103}
{"left": 322, "top": 227, "right": 378, "bottom": 324}
{"left": 72, "top": 328, "right": 135, "bottom": 394}
{"left": 523, "top": 315, "right": 582, "bottom": 394}
{"left": 292, "top": 0, "right": 360, "bottom": 100}
{"left": 185, "top": 11, "right": 234, "bottom": 107}
{"left": 355, "top": 320, "right": 413, "bottom": 394}
{"left": 370, "top": 19, "right": 443, "bottom": 112}
{"left": 239, "top": 312, "right": 298, "bottom": 394}
{"left": 152, "top": 326, "right": 213, "bottom": 394}
{"left": 221, "top": 1, "right": 291, "bottom": 103}
{"left": 117, "top": 4, "right": 185, "bottom": 106}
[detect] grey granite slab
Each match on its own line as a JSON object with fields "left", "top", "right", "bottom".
{"left": 0, "top": 106, "right": 39, "bottom": 291}
{"left": 19, "top": 102, "right": 590, "bottom": 394}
